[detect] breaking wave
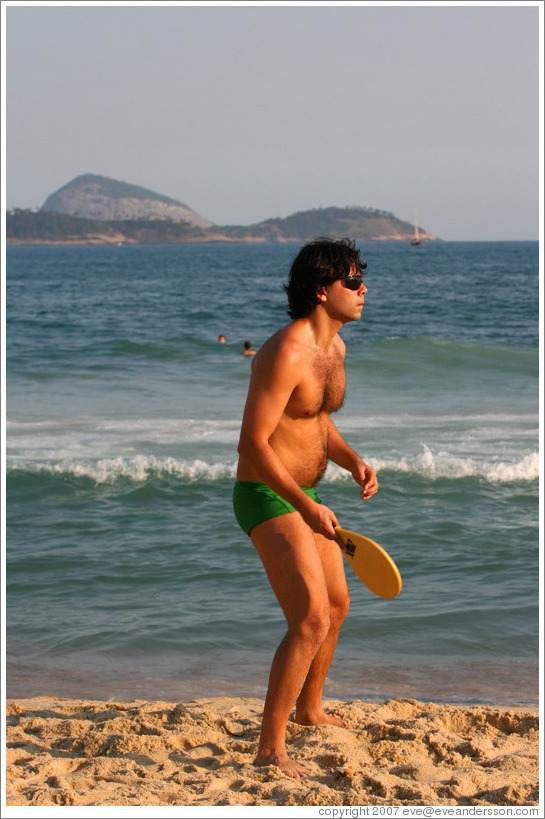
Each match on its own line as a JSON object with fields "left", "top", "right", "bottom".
{"left": 326, "top": 446, "right": 539, "bottom": 485}
{"left": 7, "top": 447, "right": 539, "bottom": 486}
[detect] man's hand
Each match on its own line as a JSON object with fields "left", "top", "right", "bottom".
{"left": 302, "top": 501, "right": 339, "bottom": 540}
{"left": 351, "top": 462, "right": 378, "bottom": 500}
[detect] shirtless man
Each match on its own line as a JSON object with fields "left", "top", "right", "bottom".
{"left": 233, "top": 238, "right": 378, "bottom": 778}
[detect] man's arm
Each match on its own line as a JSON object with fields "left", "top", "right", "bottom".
{"left": 237, "top": 338, "right": 339, "bottom": 538}
{"left": 327, "top": 417, "right": 378, "bottom": 500}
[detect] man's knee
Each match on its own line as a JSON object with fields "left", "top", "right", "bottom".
{"left": 296, "top": 607, "right": 331, "bottom": 649}
{"left": 330, "top": 592, "right": 350, "bottom": 629}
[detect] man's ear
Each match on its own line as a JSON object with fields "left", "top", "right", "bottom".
{"left": 316, "top": 285, "right": 328, "bottom": 303}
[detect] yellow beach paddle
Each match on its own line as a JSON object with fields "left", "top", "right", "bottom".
{"left": 335, "top": 526, "right": 402, "bottom": 599}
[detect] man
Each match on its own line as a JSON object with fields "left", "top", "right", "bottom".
{"left": 233, "top": 238, "right": 378, "bottom": 778}
{"left": 242, "top": 340, "right": 256, "bottom": 355}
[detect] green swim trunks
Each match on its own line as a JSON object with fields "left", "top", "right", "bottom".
{"left": 233, "top": 480, "right": 322, "bottom": 537}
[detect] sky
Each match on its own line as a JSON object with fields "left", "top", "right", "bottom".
{"left": 2, "top": 1, "right": 542, "bottom": 241}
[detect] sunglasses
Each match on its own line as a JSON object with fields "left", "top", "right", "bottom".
{"left": 339, "top": 274, "right": 364, "bottom": 291}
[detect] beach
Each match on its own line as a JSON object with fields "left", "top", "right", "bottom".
{"left": 6, "top": 242, "right": 539, "bottom": 810}
{"left": 5, "top": 695, "right": 539, "bottom": 807}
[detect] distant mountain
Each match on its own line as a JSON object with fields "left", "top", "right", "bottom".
{"left": 6, "top": 209, "right": 207, "bottom": 245}
{"left": 7, "top": 174, "right": 437, "bottom": 244}
{"left": 218, "top": 206, "right": 435, "bottom": 242}
{"left": 41, "top": 174, "right": 213, "bottom": 229}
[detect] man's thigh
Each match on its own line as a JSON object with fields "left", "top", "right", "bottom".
{"left": 312, "top": 531, "right": 350, "bottom": 610}
{"left": 250, "top": 512, "right": 330, "bottom": 625}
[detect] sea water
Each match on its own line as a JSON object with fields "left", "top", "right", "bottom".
{"left": 5, "top": 240, "right": 539, "bottom": 706}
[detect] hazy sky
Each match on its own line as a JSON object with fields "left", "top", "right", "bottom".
{"left": 4, "top": 2, "right": 541, "bottom": 240}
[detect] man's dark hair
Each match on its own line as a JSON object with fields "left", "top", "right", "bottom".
{"left": 284, "top": 238, "right": 367, "bottom": 319}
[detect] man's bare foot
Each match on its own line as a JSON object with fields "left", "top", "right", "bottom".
{"left": 253, "top": 751, "right": 309, "bottom": 778}
{"left": 294, "top": 709, "right": 348, "bottom": 728}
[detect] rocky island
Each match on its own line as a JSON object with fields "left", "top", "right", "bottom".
{"left": 7, "top": 174, "right": 437, "bottom": 245}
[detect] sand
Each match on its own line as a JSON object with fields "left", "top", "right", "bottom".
{"left": 4, "top": 695, "right": 539, "bottom": 807}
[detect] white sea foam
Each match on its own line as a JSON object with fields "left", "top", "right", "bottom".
{"left": 324, "top": 446, "right": 539, "bottom": 484}
{"left": 8, "top": 447, "right": 539, "bottom": 485}
{"left": 10, "top": 456, "right": 238, "bottom": 484}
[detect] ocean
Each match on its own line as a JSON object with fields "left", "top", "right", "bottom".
{"left": 5, "top": 239, "right": 540, "bottom": 707}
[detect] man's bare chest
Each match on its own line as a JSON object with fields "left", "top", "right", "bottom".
{"left": 286, "top": 351, "right": 345, "bottom": 418}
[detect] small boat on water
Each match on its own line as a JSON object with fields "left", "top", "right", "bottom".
{"left": 411, "top": 215, "right": 423, "bottom": 246}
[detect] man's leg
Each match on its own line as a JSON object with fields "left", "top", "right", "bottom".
{"left": 295, "top": 532, "right": 350, "bottom": 726}
{"left": 250, "top": 512, "right": 332, "bottom": 778}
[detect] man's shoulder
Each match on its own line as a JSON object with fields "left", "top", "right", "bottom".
{"left": 333, "top": 334, "right": 346, "bottom": 357}
{"left": 264, "top": 322, "right": 307, "bottom": 352}
{"left": 254, "top": 323, "right": 307, "bottom": 369}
